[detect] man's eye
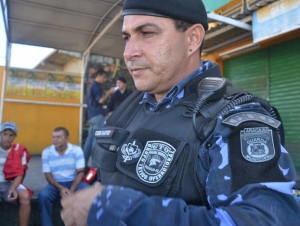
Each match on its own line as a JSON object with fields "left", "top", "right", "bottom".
{"left": 122, "top": 36, "right": 129, "bottom": 41}
{"left": 142, "top": 31, "right": 154, "bottom": 36}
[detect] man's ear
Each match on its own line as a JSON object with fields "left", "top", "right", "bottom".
{"left": 187, "top": 24, "right": 205, "bottom": 55}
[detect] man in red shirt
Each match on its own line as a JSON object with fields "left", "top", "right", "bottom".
{"left": 0, "top": 122, "right": 31, "bottom": 226}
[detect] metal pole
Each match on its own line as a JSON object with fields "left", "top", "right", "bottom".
{"left": 0, "top": 41, "right": 11, "bottom": 126}
{"left": 0, "top": 0, "right": 10, "bottom": 125}
{"left": 79, "top": 51, "right": 90, "bottom": 146}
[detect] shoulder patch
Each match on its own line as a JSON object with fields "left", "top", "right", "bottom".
{"left": 222, "top": 112, "right": 281, "bottom": 128}
{"left": 240, "top": 127, "right": 275, "bottom": 162}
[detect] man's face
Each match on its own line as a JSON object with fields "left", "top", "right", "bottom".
{"left": 122, "top": 15, "right": 190, "bottom": 100}
{"left": 0, "top": 130, "right": 16, "bottom": 150}
{"left": 96, "top": 74, "right": 107, "bottom": 84}
{"left": 89, "top": 68, "right": 96, "bottom": 77}
{"left": 116, "top": 80, "right": 126, "bottom": 91}
{"left": 27, "top": 73, "right": 34, "bottom": 78}
{"left": 52, "top": 130, "right": 68, "bottom": 149}
{"left": 48, "top": 75, "right": 53, "bottom": 80}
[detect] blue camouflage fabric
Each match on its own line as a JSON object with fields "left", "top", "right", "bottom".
{"left": 87, "top": 62, "right": 300, "bottom": 225}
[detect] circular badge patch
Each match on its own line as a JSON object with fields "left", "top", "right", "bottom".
{"left": 119, "top": 139, "right": 143, "bottom": 164}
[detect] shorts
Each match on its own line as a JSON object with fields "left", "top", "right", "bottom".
{"left": 0, "top": 181, "right": 27, "bottom": 204}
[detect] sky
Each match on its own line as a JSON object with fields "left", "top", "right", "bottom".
{"left": 9, "top": 44, "right": 54, "bottom": 69}
{"left": 0, "top": 8, "right": 54, "bottom": 69}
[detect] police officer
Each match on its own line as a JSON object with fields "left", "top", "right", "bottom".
{"left": 61, "top": 0, "right": 300, "bottom": 225}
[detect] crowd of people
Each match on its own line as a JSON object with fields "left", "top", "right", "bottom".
{"left": 83, "top": 67, "right": 132, "bottom": 167}
{"left": 61, "top": 0, "right": 300, "bottom": 225}
{"left": 0, "top": 122, "right": 92, "bottom": 225}
{"left": 0, "top": 71, "right": 132, "bottom": 225}
{"left": 1, "top": 0, "right": 300, "bottom": 225}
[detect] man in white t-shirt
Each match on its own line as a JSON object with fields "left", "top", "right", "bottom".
{"left": 38, "top": 127, "right": 90, "bottom": 226}
{"left": 0, "top": 122, "right": 31, "bottom": 226}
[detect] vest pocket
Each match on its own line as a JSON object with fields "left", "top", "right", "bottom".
{"left": 92, "top": 144, "right": 118, "bottom": 172}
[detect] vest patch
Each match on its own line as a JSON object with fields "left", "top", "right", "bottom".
{"left": 240, "top": 127, "right": 275, "bottom": 163}
{"left": 94, "top": 129, "right": 114, "bottom": 137}
{"left": 222, "top": 112, "right": 281, "bottom": 129}
{"left": 136, "top": 141, "right": 176, "bottom": 184}
{"left": 119, "top": 139, "right": 143, "bottom": 164}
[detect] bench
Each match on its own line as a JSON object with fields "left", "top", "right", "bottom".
{"left": 0, "top": 198, "right": 64, "bottom": 226}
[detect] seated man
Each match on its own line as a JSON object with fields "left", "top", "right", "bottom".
{"left": 38, "top": 127, "right": 89, "bottom": 226}
{"left": 0, "top": 122, "right": 31, "bottom": 226}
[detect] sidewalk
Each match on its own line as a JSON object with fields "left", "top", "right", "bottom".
{"left": 23, "top": 155, "right": 47, "bottom": 198}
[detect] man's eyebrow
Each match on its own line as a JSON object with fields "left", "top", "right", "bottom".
{"left": 121, "top": 23, "right": 161, "bottom": 35}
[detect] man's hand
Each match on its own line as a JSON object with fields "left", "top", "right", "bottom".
{"left": 99, "top": 87, "right": 115, "bottom": 104}
{"left": 61, "top": 182, "right": 106, "bottom": 226}
{"left": 60, "top": 187, "right": 71, "bottom": 198}
{"left": 108, "top": 87, "right": 115, "bottom": 94}
{"left": 7, "top": 189, "right": 18, "bottom": 202}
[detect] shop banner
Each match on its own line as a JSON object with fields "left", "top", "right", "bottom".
{"left": 6, "top": 68, "right": 81, "bottom": 101}
{"left": 26, "top": 72, "right": 46, "bottom": 97}
{"left": 6, "top": 69, "right": 27, "bottom": 96}
{"left": 63, "top": 76, "right": 81, "bottom": 100}
{"left": 252, "top": 0, "right": 300, "bottom": 43}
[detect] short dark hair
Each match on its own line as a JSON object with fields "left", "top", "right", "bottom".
{"left": 173, "top": 19, "right": 192, "bottom": 32}
{"left": 93, "top": 69, "right": 106, "bottom": 79}
{"left": 173, "top": 19, "right": 205, "bottom": 55}
{"left": 53, "top": 127, "right": 69, "bottom": 137}
{"left": 117, "top": 76, "right": 127, "bottom": 84}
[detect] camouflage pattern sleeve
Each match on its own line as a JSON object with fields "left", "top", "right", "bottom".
{"left": 87, "top": 185, "right": 220, "bottom": 225}
{"left": 203, "top": 104, "right": 300, "bottom": 225}
{"left": 87, "top": 104, "right": 300, "bottom": 225}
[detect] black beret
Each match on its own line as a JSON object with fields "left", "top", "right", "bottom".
{"left": 122, "top": 0, "right": 208, "bottom": 31}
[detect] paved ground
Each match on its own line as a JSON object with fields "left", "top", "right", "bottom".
{"left": 23, "top": 155, "right": 47, "bottom": 198}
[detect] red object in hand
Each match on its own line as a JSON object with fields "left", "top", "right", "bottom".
{"left": 83, "top": 167, "right": 97, "bottom": 184}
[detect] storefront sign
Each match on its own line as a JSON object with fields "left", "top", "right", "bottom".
{"left": 6, "top": 68, "right": 81, "bottom": 100}
{"left": 252, "top": 0, "right": 300, "bottom": 43}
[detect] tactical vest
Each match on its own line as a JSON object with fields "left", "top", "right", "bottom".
{"left": 92, "top": 64, "right": 284, "bottom": 207}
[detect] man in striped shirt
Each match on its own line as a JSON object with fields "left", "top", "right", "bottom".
{"left": 39, "top": 127, "right": 90, "bottom": 226}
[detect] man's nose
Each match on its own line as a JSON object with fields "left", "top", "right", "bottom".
{"left": 123, "top": 39, "right": 142, "bottom": 61}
